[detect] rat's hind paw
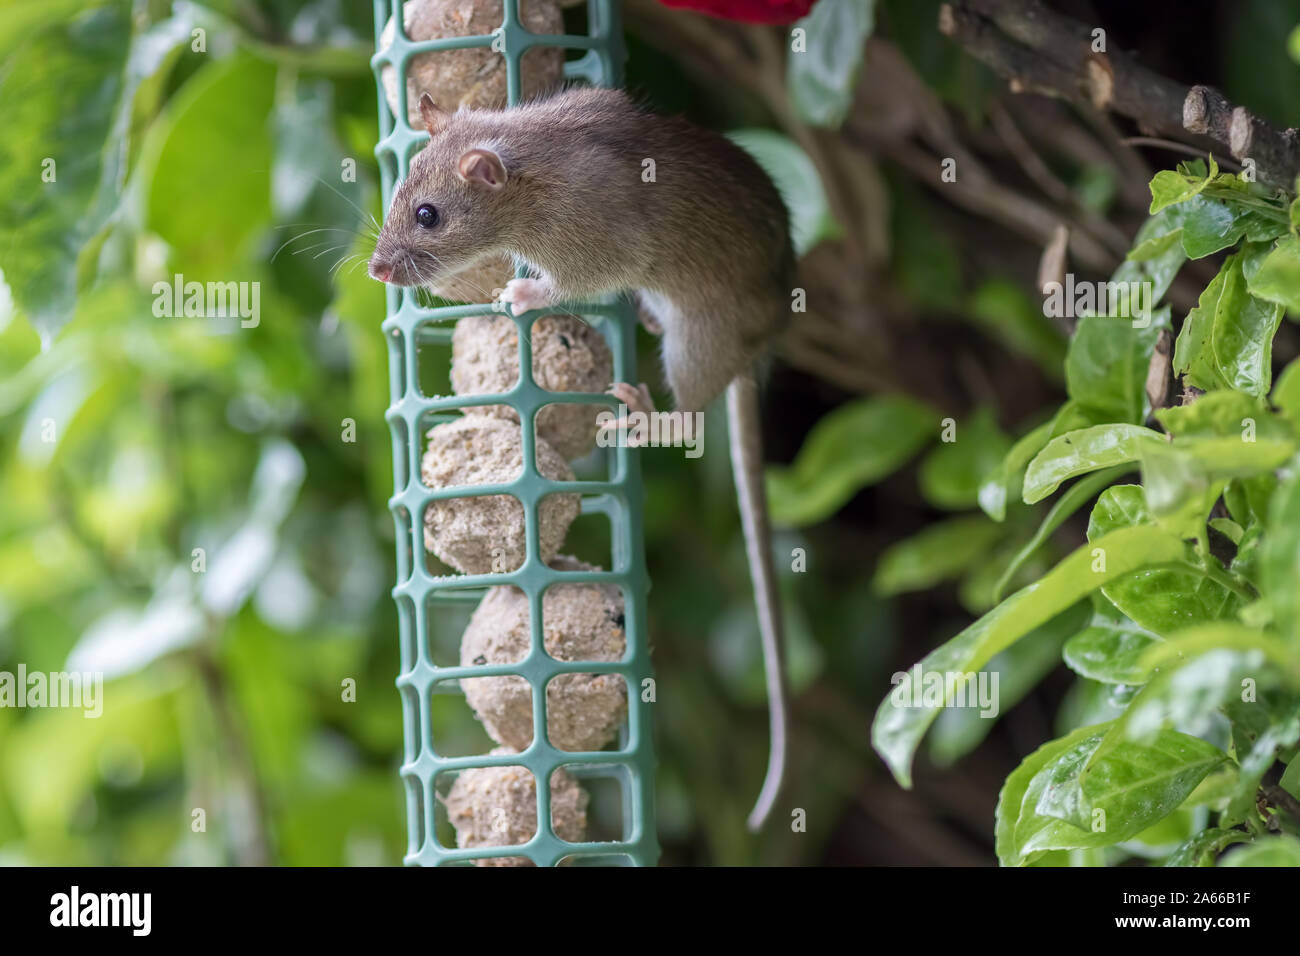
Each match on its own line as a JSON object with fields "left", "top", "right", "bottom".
{"left": 599, "top": 382, "right": 657, "bottom": 448}
{"left": 605, "top": 382, "right": 656, "bottom": 416}
{"left": 498, "top": 277, "right": 552, "bottom": 315}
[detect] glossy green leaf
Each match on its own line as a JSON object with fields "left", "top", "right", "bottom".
{"left": 1114, "top": 216, "right": 1186, "bottom": 309}
{"left": 1087, "top": 485, "right": 1243, "bottom": 634}
{"left": 1148, "top": 160, "right": 1215, "bottom": 214}
{"left": 979, "top": 403, "right": 1099, "bottom": 521}
{"left": 1247, "top": 235, "right": 1300, "bottom": 314}
{"left": 873, "top": 525, "right": 1189, "bottom": 788}
{"left": 1096, "top": 632, "right": 1291, "bottom": 764}
{"left": 1175, "top": 250, "right": 1286, "bottom": 397}
{"left": 929, "top": 601, "right": 1089, "bottom": 766}
{"left": 995, "top": 723, "right": 1103, "bottom": 866}
{"left": 1174, "top": 258, "right": 1233, "bottom": 392}
{"left": 1003, "top": 724, "right": 1224, "bottom": 864}
{"left": 1179, "top": 196, "right": 1284, "bottom": 259}
{"left": 993, "top": 464, "right": 1134, "bottom": 603}
{"left": 1165, "top": 827, "right": 1251, "bottom": 866}
{"left": 766, "top": 394, "right": 934, "bottom": 527}
{"left": 1065, "top": 311, "right": 1170, "bottom": 424}
{"left": 1023, "top": 424, "right": 1163, "bottom": 504}
{"left": 1063, "top": 602, "right": 1163, "bottom": 684}
{"left": 1213, "top": 246, "right": 1285, "bottom": 396}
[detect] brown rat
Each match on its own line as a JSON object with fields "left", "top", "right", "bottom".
{"left": 369, "top": 86, "right": 793, "bottom": 831}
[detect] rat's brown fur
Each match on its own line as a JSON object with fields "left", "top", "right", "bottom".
{"left": 371, "top": 86, "right": 795, "bottom": 412}
{"left": 371, "top": 86, "right": 795, "bottom": 830}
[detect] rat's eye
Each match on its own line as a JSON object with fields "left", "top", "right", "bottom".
{"left": 415, "top": 204, "right": 439, "bottom": 228}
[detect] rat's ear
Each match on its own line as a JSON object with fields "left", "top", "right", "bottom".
{"left": 457, "top": 148, "right": 507, "bottom": 190}
{"left": 419, "top": 93, "right": 450, "bottom": 136}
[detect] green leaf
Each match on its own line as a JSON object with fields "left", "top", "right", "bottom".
{"left": 979, "top": 419, "right": 1054, "bottom": 521}
{"left": 1178, "top": 195, "right": 1282, "bottom": 259}
{"left": 1116, "top": 210, "right": 1187, "bottom": 307}
{"left": 1165, "top": 827, "right": 1251, "bottom": 866}
{"left": 996, "top": 723, "right": 1103, "bottom": 866}
{"left": 1148, "top": 159, "right": 1215, "bottom": 214}
{"left": 1248, "top": 235, "right": 1300, "bottom": 314}
{"left": 993, "top": 464, "right": 1134, "bottom": 603}
{"left": 917, "top": 407, "right": 1011, "bottom": 510}
{"left": 872, "top": 514, "right": 1004, "bottom": 596}
{"left": 1023, "top": 424, "right": 1163, "bottom": 504}
{"left": 729, "top": 129, "right": 839, "bottom": 256}
{"left": 1273, "top": 357, "right": 1300, "bottom": 420}
{"left": 1221, "top": 696, "right": 1300, "bottom": 829}
{"left": 1097, "top": 632, "right": 1292, "bottom": 763}
{"left": 1156, "top": 388, "right": 1289, "bottom": 442}
{"left": 1087, "top": 485, "right": 1243, "bottom": 634}
{"left": 1212, "top": 247, "right": 1285, "bottom": 397}
{"left": 979, "top": 403, "right": 1099, "bottom": 520}
{"left": 872, "top": 525, "right": 1189, "bottom": 788}
{"left": 1263, "top": 460, "right": 1300, "bottom": 644}
{"left": 929, "top": 601, "right": 1090, "bottom": 766}
{"left": 0, "top": 3, "right": 132, "bottom": 340}
{"left": 786, "top": 0, "right": 875, "bottom": 128}
{"left": 967, "top": 278, "right": 1067, "bottom": 379}
{"left": 1066, "top": 311, "right": 1169, "bottom": 424}
{"left": 766, "top": 394, "right": 934, "bottom": 527}
{"left": 145, "top": 51, "right": 276, "bottom": 273}
{"left": 1174, "top": 258, "right": 1234, "bottom": 392}
{"left": 1063, "top": 602, "right": 1163, "bottom": 684}
{"left": 1141, "top": 394, "right": 1294, "bottom": 531}
{"left": 1175, "top": 249, "right": 1286, "bottom": 397}
{"left": 1004, "top": 724, "right": 1225, "bottom": 864}
{"left": 1135, "top": 443, "right": 1225, "bottom": 538}
{"left": 1225, "top": 472, "right": 1279, "bottom": 531}
{"left": 1035, "top": 728, "right": 1225, "bottom": 843}
{"left": 1219, "top": 835, "right": 1300, "bottom": 866}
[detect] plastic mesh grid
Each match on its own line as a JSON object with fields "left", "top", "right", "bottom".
{"left": 370, "top": 0, "right": 658, "bottom": 866}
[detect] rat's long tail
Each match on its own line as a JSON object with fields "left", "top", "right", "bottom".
{"left": 726, "top": 374, "right": 789, "bottom": 832}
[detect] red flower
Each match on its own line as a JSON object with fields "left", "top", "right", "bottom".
{"left": 656, "top": 0, "right": 820, "bottom": 26}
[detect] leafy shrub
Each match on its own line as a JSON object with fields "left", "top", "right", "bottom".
{"left": 774, "top": 159, "right": 1300, "bottom": 866}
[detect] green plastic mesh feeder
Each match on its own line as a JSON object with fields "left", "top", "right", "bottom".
{"left": 370, "top": 0, "right": 658, "bottom": 866}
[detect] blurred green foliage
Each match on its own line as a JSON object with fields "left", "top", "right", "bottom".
{"left": 5, "top": 0, "right": 1298, "bottom": 868}
{"left": 0, "top": 0, "right": 874, "bottom": 866}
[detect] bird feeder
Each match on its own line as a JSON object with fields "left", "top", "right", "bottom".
{"left": 370, "top": 0, "right": 658, "bottom": 866}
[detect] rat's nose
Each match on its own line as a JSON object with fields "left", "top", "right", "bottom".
{"left": 368, "top": 258, "right": 393, "bottom": 282}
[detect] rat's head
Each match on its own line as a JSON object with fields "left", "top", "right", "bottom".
{"left": 368, "top": 94, "right": 511, "bottom": 288}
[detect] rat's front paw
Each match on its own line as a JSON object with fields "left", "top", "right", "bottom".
{"left": 498, "top": 278, "right": 552, "bottom": 315}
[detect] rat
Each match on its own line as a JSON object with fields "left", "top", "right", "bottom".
{"left": 369, "top": 86, "right": 794, "bottom": 831}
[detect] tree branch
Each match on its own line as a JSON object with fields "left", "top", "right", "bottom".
{"left": 939, "top": 0, "right": 1300, "bottom": 186}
